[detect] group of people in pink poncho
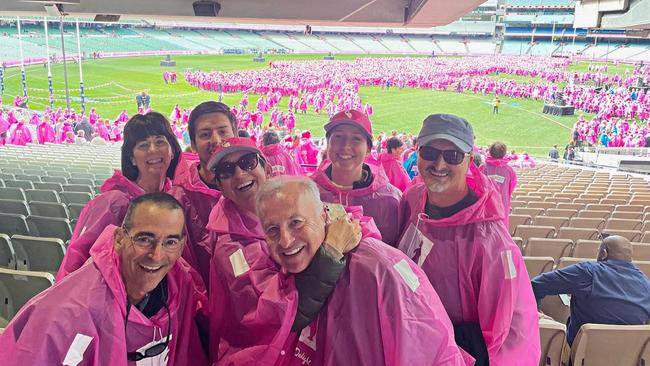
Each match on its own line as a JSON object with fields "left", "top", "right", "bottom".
{"left": 0, "top": 97, "right": 543, "bottom": 366}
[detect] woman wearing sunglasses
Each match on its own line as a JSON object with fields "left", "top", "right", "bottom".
{"left": 205, "top": 137, "right": 360, "bottom": 362}
{"left": 56, "top": 112, "right": 182, "bottom": 281}
{"left": 311, "top": 109, "right": 402, "bottom": 246}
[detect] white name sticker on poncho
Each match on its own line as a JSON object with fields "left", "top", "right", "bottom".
{"left": 502, "top": 250, "right": 518, "bottom": 280}
{"left": 489, "top": 174, "right": 506, "bottom": 184}
{"left": 230, "top": 248, "right": 250, "bottom": 277}
{"left": 393, "top": 259, "right": 421, "bottom": 293}
{"left": 63, "top": 333, "right": 93, "bottom": 366}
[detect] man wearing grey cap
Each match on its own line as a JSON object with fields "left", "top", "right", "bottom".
{"left": 397, "top": 114, "right": 540, "bottom": 365}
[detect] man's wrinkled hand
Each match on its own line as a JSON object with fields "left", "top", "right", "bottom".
{"left": 324, "top": 216, "right": 362, "bottom": 257}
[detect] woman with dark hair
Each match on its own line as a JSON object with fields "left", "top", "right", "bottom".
{"left": 378, "top": 137, "right": 410, "bottom": 192}
{"left": 311, "top": 110, "right": 402, "bottom": 246}
{"left": 56, "top": 112, "right": 182, "bottom": 281}
{"left": 169, "top": 101, "right": 238, "bottom": 285}
{"left": 479, "top": 141, "right": 517, "bottom": 228}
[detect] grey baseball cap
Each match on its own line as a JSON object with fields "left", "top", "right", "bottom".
{"left": 417, "top": 114, "right": 474, "bottom": 153}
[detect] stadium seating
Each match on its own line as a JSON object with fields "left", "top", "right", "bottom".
{"left": 569, "top": 324, "right": 650, "bottom": 366}
{"left": 539, "top": 319, "right": 566, "bottom": 366}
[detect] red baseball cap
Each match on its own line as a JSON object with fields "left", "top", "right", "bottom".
{"left": 324, "top": 109, "right": 373, "bottom": 142}
{"left": 207, "top": 137, "right": 262, "bottom": 171}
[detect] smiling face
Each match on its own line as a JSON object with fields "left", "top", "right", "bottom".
{"left": 216, "top": 151, "right": 269, "bottom": 214}
{"left": 258, "top": 183, "right": 326, "bottom": 274}
{"left": 417, "top": 139, "right": 470, "bottom": 205}
{"left": 114, "top": 202, "right": 185, "bottom": 304}
{"left": 192, "top": 112, "right": 236, "bottom": 169}
{"left": 326, "top": 124, "right": 370, "bottom": 174}
{"left": 131, "top": 135, "right": 173, "bottom": 181}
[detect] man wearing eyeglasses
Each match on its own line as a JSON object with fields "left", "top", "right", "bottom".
{"left": 397, "top": 114, "right": 540, "bottom": 366}
{"left": 0, "top": 193, "right": 208, "bottom": 366}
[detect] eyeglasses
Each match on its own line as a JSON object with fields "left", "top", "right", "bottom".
{"left": 419, "top": 146, "right": 468, "bottom": 165}
{"left": 213, "top": 152, "right": 260, "bottom": 180}
{"left": 125, "top": 301, "right": 171, "bottom": 361}
{"left": 123, "top": 228, "right": 184, "bottom": 252}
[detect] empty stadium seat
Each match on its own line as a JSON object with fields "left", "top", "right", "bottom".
{"left": 614, "top": 204, "right": 645, "bottom": 213}
{"left": 0, "top": 187, "right": 26, "bottom": 201}
{"left": 601, "top": 229, "right": 642, "bottom": 242}
{"left": 68, "top": 178, "right": 95, "bottom": 186}
{"left": 514, "top": 225, "right": 556, "bottom": 247}
{"left": 525, "top": 238, "right": 573, "bottom": 263}
{"left": 67, "top": 203, "right": 85, "bottom": 221}
{"left": 509, "top": 214, "right": 532, "bottom": 235}
{"left": 632, "top": 244, "right": 650, "bottom": 261}
{"left": 0, "top": 199, "right": 30, "bottom": 216}
{"left": 534, "top": 216, "right": 569, "bottom": 231}
{"left": 610, "top": 211, "right": 643, "bottom": 220}
{"left": 24, "top": 189, "right": 60, "bottom": 203}
{"left": 14, "top": 174, "right": 41, "bottom": 183}
{"left": 570, "top": 324, "right": 650, "bottom": 366}
{"left": 0, "top": 268, "right": 54, "bottom": 323}
{"left": 576, "top": 210, "right": 610, "bottom": 219}
{"left": 569, "top": 217, "right": 606, "bottom": 230}
{"left": 4, "top": 180, "right": 34, "bottom": 190}
{"left": 33, "top": 182, "right": 64, "bottom": 192}
{"left": 60, "top": 192, "right": 93, "bottom": 205}
{"left": 572, "top": 240, "right": 600, "bottom": 259}
{"left": 605, "top": 219, "right": 642, "bottom": 231}
{"left": 557, "top": 227, "right": 600, "bottom": 242}
{"left": 62, "top": 184, "right": 94, "bottom": 195}
{"left": 0, "top": 213, "right": 29, "bottom": 236}
{"left": 524, "top": 256, "right": 555, "bottom": 279}
{"left": 10, "top": 235, "right": 66, "bottom": 275}
{"left": 556, "top": 203, "right": 585, "bottom": 211}
{"left": 41, "top": 176, "right": 68, "bottom": 185}
{"left": 540, "top": 294, "right": 570, "bottom": 325}
{"left": 538, "top": 319, "right": 566, "bottom": 366}
{"left": 26, "top": 216, "right": 72, "bottom": 241}
{"left": 545, "top": 208, "right": 578, "bottom": 219}
{"left": 528, "top": 202, "right": 556, "bottom": 210}
{"left": 585, "top": 204, "right": 615, "bottom": 212}
{"left": 0, "top": 234, "right": 16, "bottom": 269}
{"left": 512, "top": 207, "right": 545, "bottom": 217}
{"left": 28, "top": 201, "right": 69, "bottom": 219}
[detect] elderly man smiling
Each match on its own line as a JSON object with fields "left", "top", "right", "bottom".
{"left": 253, "top": 176, "right": 471, "bottom": 366}
{"left": 0, "top": 193, "right": 208, "bottom": 366}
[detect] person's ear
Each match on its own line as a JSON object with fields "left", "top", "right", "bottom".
{"left": 113, "top": 227, "right": 125, "bottom": 252}
{"left": 265, "top": 163, "right": 272, "bottom": 178}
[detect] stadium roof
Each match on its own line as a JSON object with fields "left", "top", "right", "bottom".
{"left": 2, "top": 0, "right": 489, "bottom": 27}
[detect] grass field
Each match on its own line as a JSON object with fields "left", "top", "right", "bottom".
{"left": 1, "top": 53, "right": 605, "bottom": 156}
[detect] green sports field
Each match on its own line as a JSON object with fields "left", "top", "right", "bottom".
{"left": 2, "top": 54, "right": 628, "bottom": 156}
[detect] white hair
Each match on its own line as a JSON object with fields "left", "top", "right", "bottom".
{"left": 256, "top": 176, "right": 323, "bottom": 217}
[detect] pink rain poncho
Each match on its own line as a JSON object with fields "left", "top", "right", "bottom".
{"left": 37, "top": 121, "right": 56, "bottom": 144}
{"left": 378, "top": 151, "right": 411, "bottom": 192}
{"left": 207, "top": 197, "right": 297, "bottom": 364}
{"left": 261, "top": 143, "right": 305, "bottom": 177}
{"left": 56, "top": 170, "right": 172, "bottom": 281}
{"left": 397, "top": 164, "right": 540, "bottom": 365}
{"left": 9, "top": 122, "right": 32, "bottom": 145}
{"left": 311, "top": 162, "right": 402, "bottom": 245}
{"left": 479, "top": 156, "right": 517, "bottom": 228}
{"left": 0, "top": 225, "right": 208, "bottom": 366}
{"left": 273, "top": 216, "right": 472, "bottom": 366}
{"left": 170, "top": 159, "right": 221, "bottom": 286}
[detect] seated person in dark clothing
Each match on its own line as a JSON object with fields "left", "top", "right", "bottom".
{"left": 532, "top": 235, "right": 650, "bottom": 346}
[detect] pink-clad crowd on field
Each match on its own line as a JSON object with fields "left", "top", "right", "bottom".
{"left": 5, "top": 56, "right": 650, "bottom": 366}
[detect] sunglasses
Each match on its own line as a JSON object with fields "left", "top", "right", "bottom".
{"left": 214, "top": 152, "right": 260, "bottom": 180}
{"left": 419, "top": 146, "right": 468, "bottom": 165}
{"left": 125, "top": 302, "right": 171, "bottom": 361}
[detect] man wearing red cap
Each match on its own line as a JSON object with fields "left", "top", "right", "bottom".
{"left": 311, "top": 109, "right": 402, "bottom": 245}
